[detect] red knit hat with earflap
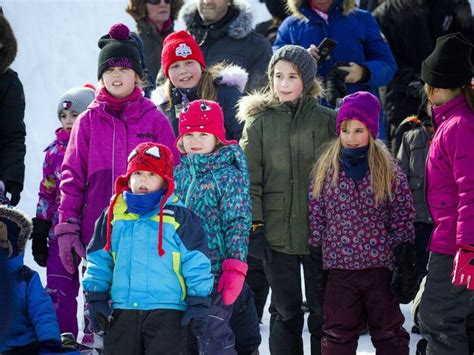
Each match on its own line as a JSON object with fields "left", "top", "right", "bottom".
{"left": 105, "top": 143, "right": 175, "bottom": 256}
{"left": 161, "top": 30, "right": 206, "bottom": 79}
{"left": 176, "top": 99, "right": 237, "bottom": 153}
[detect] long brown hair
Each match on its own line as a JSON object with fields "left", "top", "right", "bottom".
{"left": 311, "top": 120, "right": 396, "bottom": 205}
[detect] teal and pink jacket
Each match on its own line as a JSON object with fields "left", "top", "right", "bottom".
{"left": 58, "top": 87, "right": 179, "bottom": 246}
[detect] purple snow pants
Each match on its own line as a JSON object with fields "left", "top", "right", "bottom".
{"left": 46, "top": 237, "right": 80, "bottom": 337}
{"left": 322, "top": 268, "right": 409, "bottom": 355}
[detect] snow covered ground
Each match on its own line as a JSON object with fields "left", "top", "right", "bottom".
{"left": 5, "top": 0, "right": 473, "bottom": 353}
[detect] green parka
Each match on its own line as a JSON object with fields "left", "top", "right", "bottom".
{"left": 239, "top": 93, "right": 336, "bottom": 255}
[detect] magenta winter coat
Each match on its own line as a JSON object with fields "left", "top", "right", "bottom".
{"left": 58, "top": 91, "right": 179, "bottom": 245}
{"left": 426, "top": 95, "right": 474, "bottom": 256}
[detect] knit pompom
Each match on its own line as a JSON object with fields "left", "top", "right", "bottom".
{"left": 109, "top": 23, "right": 130, "bottom": 40}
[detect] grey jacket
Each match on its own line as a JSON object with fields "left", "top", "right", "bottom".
{"left": 397, "top": 123, "right": 434, "bottom": 224}
{"left": 180, "top": 0, "right": 272, "bottom": 92}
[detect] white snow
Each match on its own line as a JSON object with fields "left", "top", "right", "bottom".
{"left": 7, "top": 0, "right": 469, "bottom": 352}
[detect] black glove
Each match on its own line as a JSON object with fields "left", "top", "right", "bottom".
{"left": 85, "top": 292, "right": 113, "bottom": 335}
{"left": 309, "top": 245, "right": 328, "bottom": 290}
{"left": 31, "top": 218, "right": 51, "bottom": 267}
{"left": 390, "top": 242, "right": 417, "bottom": 304}
{"left": 326, "top": 63, "right": 349, "bottom": 108}
{"left": 4, "top": 181, "right": 21, "bottom": 206}
{"left": 181, "top": 296, "right": 212, "bottom": 337}
{"left": 248, "top": 222, "right": 272, "bottom": 262}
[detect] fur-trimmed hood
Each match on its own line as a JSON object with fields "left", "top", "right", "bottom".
{"left": 0, "top": 14, "right": 18, "bottom": 73}
{"left": 0, "top": 205, "right": 32, "bottom": 257}
{"left": 179, "top": 0, "right": 254, "bottom": 40}
{"left": 287, "top": 0, "right": 357, "bottom": 18}
{"left": 151, "top": 64, "right": 248, "bottom": 106}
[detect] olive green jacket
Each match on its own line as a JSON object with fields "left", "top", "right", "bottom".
{"left": 239, "top": 94, "right": 336, "bottom": 254}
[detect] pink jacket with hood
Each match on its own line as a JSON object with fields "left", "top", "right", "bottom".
{"left": 426, "top": 94, "right": 474, "bottom": 255}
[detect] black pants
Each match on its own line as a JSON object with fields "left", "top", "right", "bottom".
{"left": 104, "top": 309, "right": 186, "bottom": 355}
{"left": 245, "top": 256, "right": 270, "bottom": 321}
{"left": 414, "top": 222, "right": 433, "bottom": 287}
{"left": 419, "top": 252, "right": 474, "bottom": 354}
{"left": 263, "top": 250, "right": 325, "bottom": 355}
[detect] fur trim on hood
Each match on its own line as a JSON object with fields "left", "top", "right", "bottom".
{"left": 179, "top": 0, "right": 253, "bottom": 40}
{"left": 151, "top": 63, "right": 248, "bottom": 105}
{"left": 0, "top": 205, "right": 32, "bottom": 255}
{"left": 0, "top": 14, "right": 18, "bottom": 73}
{"left": 287, "top": 0, "right": 357, "bottom": 18}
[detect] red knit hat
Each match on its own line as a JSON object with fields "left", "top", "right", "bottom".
{"left": 105, "top": 142, "right": 175, "bottom": 256}
{"left": 161, "top": 30, "right": 206, "bottom": 79}
{"left": 176, "top": 99, "right": 237, "bottom": 153}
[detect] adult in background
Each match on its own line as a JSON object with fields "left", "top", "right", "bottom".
{"left": 0, "top": 10, "right": 26, "bottom": 206}
{"left": 273, "top": 0, "right": 397, "bottom": 138}
{"left": 254, "top": 0, "right": 290, "bottom": 45}
{"left": 179, "top": 0, "right": 273, "bottom": 92}
{"left": 373, "top": 0, "right": 474, "bottom": 153}
{"left": 126, "top": 0, "right": 184, "bottom": 83}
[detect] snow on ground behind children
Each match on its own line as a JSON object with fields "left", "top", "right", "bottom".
{"left": 7, "top": 0, "right": 459, "bottom": 352}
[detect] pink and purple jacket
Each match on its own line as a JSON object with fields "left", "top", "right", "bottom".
{"left": 35, "top": 128, "right": 70, "bottom": 231}
{"left": 58, "top": 88, "right": 179, "bottom": 245}
{"left": 426, "top": 95, "right": 474, "bottom": 256}
{"left": 308, "top": 164, "right": 415, "bottom": 270}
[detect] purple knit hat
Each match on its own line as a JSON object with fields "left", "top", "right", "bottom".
{"left": 336, "top": 91, "right": 381, "bottom": 138}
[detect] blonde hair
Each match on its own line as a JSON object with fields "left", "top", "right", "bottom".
{"left": 311, "top": 120, "right": 396, "bottom": 205}
{"left": 424, "top": 83, "right": 474, "bottom": 112}
{"left": 163, "top": 62, "right": 231, "bottom": 108}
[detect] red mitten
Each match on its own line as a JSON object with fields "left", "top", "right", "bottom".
{"left": 452, "top": 245, "right": 474, "bottom": 289}
{"left": 217, "top": 259, "right": 248, "bottom": 305}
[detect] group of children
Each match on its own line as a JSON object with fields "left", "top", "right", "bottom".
{"left": 1, "top": 20, "right": 473, "bottom": 355}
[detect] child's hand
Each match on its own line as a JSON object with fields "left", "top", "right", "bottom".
{"left": 248, "top": 223, "right": 272, "bottom": 262}
{"left": 54, "top": 222, "right": 85, "bottom": 274}
{"left": 85, "top": 292, "right": 113, "bottom": 335}
{"left": 181, "top": 296, "right": 212, "bottom": 338}
{"left": 31, "top": 218, "right": 52, "bottom": 267}
{"left": 390, "top": 242, "right": 417, "bottom": 304}
{"left": 217, "top": 259, "right": 248, "bottom": 305}
{"left": 452, "top": 245, "right": 474, "bottom": 289}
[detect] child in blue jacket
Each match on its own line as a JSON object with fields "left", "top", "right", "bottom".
{"left": 0, "top": 195, "right": 61, "bottom": 354}
{"left": 82, "top": 142, "right": 213, "bottom": 354}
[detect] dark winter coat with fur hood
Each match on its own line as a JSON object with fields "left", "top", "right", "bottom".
{"left": 152, "top": 64, "right": 248, "bottom": 141}
{"left": 0, "top": 14, "right": 26, "bottom": 195}
{"left": 179, "top": 0, "right": 272, "bottom": 92}
{"left": 238, "top": 91, "right": 336, "bottom": 255}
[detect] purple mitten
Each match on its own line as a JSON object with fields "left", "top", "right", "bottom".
{"left": 452, "top": 245, "right": 474, "bottom": 289}
{"left": 54, "top": 222, "right": 85, "bottom": 274}
{"left": 217, "top": 259, "right": 248, "bottom": 305}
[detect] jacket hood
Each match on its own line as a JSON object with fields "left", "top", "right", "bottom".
{"left": 180, "top": 144, "right": 249, "bottom": 177}
{"left": 180, "top": 0, "right": 253, "bottom": 40}
{"left": 288, "top": 0, "right": 357, "bottom": 18}
{"left": 151, "top": 63, "right": 248, "bottom": 105}
{"left": 0, "top": 14, "right": 17, "bottom": 73}
{"left": 237, "top": 91, "right": 278, "bottom": 122}
{"left": 0, "top": 206, "right": 32, "bottom": 257}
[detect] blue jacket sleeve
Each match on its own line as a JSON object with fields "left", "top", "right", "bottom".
{"left": 174, "top": 207, "right": 214, "bottom": 297}
{"left": 27, "top": 272, "right": 60, "bottom": 343}
{"left": 217, "top": 86, "right": 244, "bottom": 141}
{"left": 359, "top": 12, "right": 397, "bottom": 88}
{"left": 82, "top": 209, "right": 114, "bottom": 293}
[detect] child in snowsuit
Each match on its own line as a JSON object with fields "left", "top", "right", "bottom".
{"left": 31, "top": 85, "right": 95, "bottom": 338}
{"left": 308, "top": 91, "right": 416, "bottom": 354}
{"left": 82, "top": 142, "right": 213, "bottom": 354}
{"left": 417, "top": 32, "right": 474, "bottom": 354}
{"left": 174, "top": 99, "right": 252, "bottom": 354}
{"left": 0, "top": 200, "right": 61, "bottom": 354}
{"left": 152, "top": 30, "right": 247, "bottom": 141}
{"left": 238, "top": 45, "right": 336, "bottom": 355}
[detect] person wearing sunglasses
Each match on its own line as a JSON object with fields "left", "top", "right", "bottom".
{"left": 126, "top": 0, "right": 184, "bottom": 84}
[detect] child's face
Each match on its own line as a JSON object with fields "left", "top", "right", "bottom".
{"left": 0, "top": 222, "right": 13, "bottom": 259}
{"left": 59, "top": 110, "right": 79, "bottom": 131}
{"left": 101, "top": 67, "right": 137, "bottom": 99}
{"left": 273, "top": 60, "right": 304, "bottom": 105}
{"left": 340, "top": 119, "right": 370, "bottom": 148}
{"left": 128, "top": 170, "right": 166, "bottom": 194}
{"left": 182, "top": 132, "right": 217, "bottom": 154}
{"left": 168, "top": 60, "right": 202, "bottom": 89}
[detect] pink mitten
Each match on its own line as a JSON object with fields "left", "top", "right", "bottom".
{"left": 217, "top": 259, "right": 248, "bottom": 305}
{"left": 54, "top": 222, "right": 85, "bottom": 274}
{"left": 452, "top": 245, "right": 474, "bottom": 289}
